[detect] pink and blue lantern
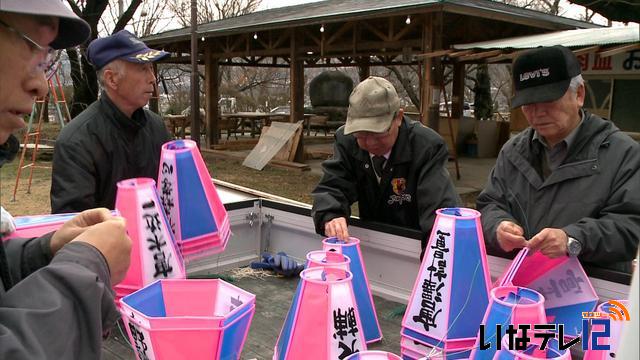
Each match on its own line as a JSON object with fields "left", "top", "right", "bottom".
{"left": 402, "top": 208, "right": 492, "bottom": 354}
{"left": 274, "top": 267, "right": 367, "bottom": 360}
{"left": 344, "top": 350, "right": 402, "bottom": 359}
{"left": 323, "top": 237, "right": 383, "bottom": 344}
{"left": 493, "top": 333, "right": 571, "bottom": 360}
{"left": 470, "top": 286, "right": 547, "bottom": 359}
{"left": 158, "top": 139, "right": 230, "bottom": 260}
{"left": 400, "top": 335, "right": 473, "bottom": 359}
{"left": 120, "top": 279, "right": 255, "bottom": 360}
{"left": 4, "top": 211, "right": 118, "bottom": 241}
{"left": 114, "top": 178, "right": 186, "bottom": 302}
{"left": 498, "top": 248, "right": 598, "bottom": 339}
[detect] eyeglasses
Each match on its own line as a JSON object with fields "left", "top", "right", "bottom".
{"left": 353, "top": 130, "right": 391, "bottom": 141}
{"left": 0, "top": 18, "right": 59, "bottom": 74}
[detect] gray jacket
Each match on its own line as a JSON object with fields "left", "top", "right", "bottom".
{"left": 477, "top": 112, "right": 640, "bottom": 273}
{"left": 1, "top": 135, "right": 119, "bottom": 359}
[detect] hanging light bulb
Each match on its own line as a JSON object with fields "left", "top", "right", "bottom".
{"left": 201, "top": 36, "right": 205, "bottom": 42}
{"left": 405, "top": 15, "right": 411, "bottom": 25}
{"left": 253, "top": 33, "right": 258, "bottom": 40}
{"left": 320, "top": 24, "right": 325, "bottom": 33}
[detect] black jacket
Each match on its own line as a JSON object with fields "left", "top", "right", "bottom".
{"left": 477, "top": 111, "right": 640, "bottom": 273}
{"left": 1, "top": 135, "right": 118, "bottom": 359}
{"left": 312, "top": 117, "right": 460, "bottom": 251}
{"left": 51, "top": 94, "right": 170, "bottom": 213}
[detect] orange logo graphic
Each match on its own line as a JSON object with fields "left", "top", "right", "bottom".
{"left": 603, "top": 300, "right": 630, "bottom": 321}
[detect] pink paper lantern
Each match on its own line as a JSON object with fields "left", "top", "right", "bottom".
{"left": 3, "top": 211, "right": 117, "bottom": 241}
{"left": 323, "top": 237, "right": 383, "bottom": 343}
{"left": 498, "top": 248, "right": 598, "bottom": 339}
{"left": 120, "top": 279, "right": 255, "bottom": 360}
{"left": 114, "top": 178, "right": 186, "bottom": 302}
{"left": 274, "top": 267, "right": 367, "bottom": 360}
{"left": 344, "top": 350, "right": 402, "bottom": 359}
{"left": 494, "top": 332, "right": 571, "bottom": 359}
{"left": 583, "top": 300, "right": 629, "bottom": 359}
{"left": 157, "top": 139, "right": 230, "bottom": 260}
{"left": 402, "top": 208, "right": 492, "bottom": 355}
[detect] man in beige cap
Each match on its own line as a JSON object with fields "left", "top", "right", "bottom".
{"left": 1, "top": 1, "right": 131, "bottom": 358}
{"left": 312, "top": 76, "right": 459, "bottom": 257}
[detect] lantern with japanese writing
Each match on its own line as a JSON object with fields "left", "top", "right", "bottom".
{"left": 498, "top": 248, "right": 598, "bottom": 339}
{"left": 583, "top": 300, "right": 629, "bottom": 360}
{"left": 344, "top": 350, "right": 402, "bottom": 359}
{"left": 120, "top": 278, "right": 256, "bottom": 360}
{"left": 323, "top": 237, "right": 383, "bottom": 344}
{"left": 3, "top": 212, "right": 82, "bottom": 240}
{"left": 274, "top": 267, "right": 367, "bottom": 360}
{"left": 470, "top": 286, "right": 547, "bottom": 360}
{"left": 493, "top": 332, "right": 571, "bottom": 359}
{"left": 402, "top": 208, "right": 492, "bottom": 356}
{"left": 157, "top": 139, "right": 231, "bottom": 260}
{"left": 114, "top": 178, "right": 186, "bottom": 302}
{"left": 400, "top": 334, "right": 474, "bottom": 359}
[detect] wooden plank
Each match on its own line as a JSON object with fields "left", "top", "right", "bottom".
{"left": 203, "top": 148, "right": 309, "bottom": 172}
{"left": 597, "top": 43, "right": 640, "bottom": 58}
{"left": 242, "top": 121, "right": 302, "bottom": 170}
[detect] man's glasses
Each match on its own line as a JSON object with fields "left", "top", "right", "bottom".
{"left": 0, "top": 18, "right": 59, "bottom": 74}
{"left": 352, "top": 130, "right": 391, "bottom": 141}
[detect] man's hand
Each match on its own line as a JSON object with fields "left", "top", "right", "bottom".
{"left": 325, "top": 217, "right": 350, "bottom": 242}
{"left": 496, "top": 220, "right": 527, "bottom": 252}
{"left": 71, "top": 216, "right": 132, "bottom": 285}
{"left": 51, "top": 208, "right": 115, "bottom": 254}
{"left": 527, "top": 228, "right": 568, "bottom": 258}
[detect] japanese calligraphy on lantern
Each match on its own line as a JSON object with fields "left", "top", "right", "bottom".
{"left": 332, "top": 307, "right": 360, "bottom": 359}
{"left": 127, "top": 321, "right": 156, "bottom": 360}
{"left": 138, "top": 187, "right": 180, "bottom": 284}
{"left": 527, "top": 258, "right": 591, "bottom": 309}
{"left": 158, "top": 157, "right": 178, "bottom": 238}
{"left": 405, "top": 217, "right": 454, "bottom": 339}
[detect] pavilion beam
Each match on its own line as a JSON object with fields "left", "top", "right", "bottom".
{"left": 205, "top": 43, "right": 219, "bottom": 147}
{"left": 357, "top": 56, "right": 370, "bottom": 81}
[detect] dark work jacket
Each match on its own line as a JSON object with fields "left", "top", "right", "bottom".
{"left": 1, "top": 134, "right": 118, "bottom": 359}
{"left": 477, "top": 111, "right": 640, "bottom": 273}
{"left": 51, "top": 94, "right": 170, "bottom": 213}
{"left": 312, "top": 117, "right": 461, "bottom": 252}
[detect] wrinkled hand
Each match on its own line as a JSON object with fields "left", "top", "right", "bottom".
{"left": 0, "top": 207, "right": 16, "bottom": 235}
{"left": 496, "top": 220, "right": 527, "bottom": 252}
{"left": 71, "top": 216, "right": 132, "bottom": 285}
{"left": 324, "top": 217, "right": 350, "bottom": 242}
{"left": 527, "top": 228, "right": 568, "bottom": 258}
{"left": 51, "top": 208, "right": 114, "bottom": 255}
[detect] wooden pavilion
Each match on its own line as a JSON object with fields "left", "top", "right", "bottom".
{"left": 143, "top": 0, "right": 597, "bottom": 148}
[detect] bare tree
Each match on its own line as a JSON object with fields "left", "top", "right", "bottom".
{"left": 66, "top": 0, "right": 144, "bottom": 117}
{"left": 167, "top": 0, "right": 261, "bottom": 26}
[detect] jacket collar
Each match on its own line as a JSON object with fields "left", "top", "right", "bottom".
{"left": 99, "top": 93, "right": 148, "bottom": 132}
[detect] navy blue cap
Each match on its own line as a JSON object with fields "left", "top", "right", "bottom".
{"left": 87, "top": 30, "right": 169, "bottom": 70}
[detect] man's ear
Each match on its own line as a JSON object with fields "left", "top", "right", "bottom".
{"left": 103, "top": 69, "right": 119, "bottom": 90}
{"left": 575, "top": 83, "right": 585, "bottom": 107}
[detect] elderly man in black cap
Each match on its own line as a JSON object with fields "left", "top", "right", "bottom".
{"left": 0, "top": 1, "right": 132, "bottom": 357}
{"left": 51, "top": 29, "right": 171, "bottom": 213}
{"left": 477, "top": 45, "right": 639, "bottom": 273}
{"left": 312, "top": 76, "right": 459, "bottom": 258}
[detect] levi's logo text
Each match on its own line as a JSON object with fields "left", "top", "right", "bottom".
{"left": 477, "top": 300, "right": 631, "bottom": 353}
{"left": 519, "top": 68, "right": 550, "bottom": 81}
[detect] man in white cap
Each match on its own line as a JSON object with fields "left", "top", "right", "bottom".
{"left": 477, "top": 45, "right": 639, "bottom": 273}
{"left": 51, "top": 29, "right": 171, "bottom": 213}
{"left": 312, "top": 76, "right": 460, "bottom": 258}
{"left": 0, "top": 1, "right": 132, "bottom": 357}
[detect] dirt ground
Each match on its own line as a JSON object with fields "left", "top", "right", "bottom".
{"left": 0, "top": 151, "right": 322, "bottom": 216}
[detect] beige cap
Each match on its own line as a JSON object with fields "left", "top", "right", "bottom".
{"left": 344, "top": 76, "right": 401, "bottom": 135}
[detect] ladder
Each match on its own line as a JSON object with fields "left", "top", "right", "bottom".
{"left": 12, "top": 70, "right": 71, "bottom": 201}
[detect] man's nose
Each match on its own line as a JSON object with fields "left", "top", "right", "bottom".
{"left": 28, "top": 72, "right": 49, "bottom": 99}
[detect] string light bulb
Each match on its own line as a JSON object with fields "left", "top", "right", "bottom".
{"left": 201, "top": 36, "right": 205, "bottom": 41}
{"left": 320, "top": 24, "right": 325, "bottom": 33}
{"left": 405, "top": 15, "right": 411, "bottom": 25}
{"left": 253, "top": 33, "right": 258, "bottom": 40}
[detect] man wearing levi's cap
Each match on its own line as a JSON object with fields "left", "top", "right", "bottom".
{"left": 477, "top": 45, "right": 639, "bottom": 273}
{"left": 51, "top": 30, "right": 172, "bottom": 213}
{"left": 0, "top": 1, "right": 133, "bottom": 358}
{"left": 312, "top": 76, "right": 460, "bottom": 258}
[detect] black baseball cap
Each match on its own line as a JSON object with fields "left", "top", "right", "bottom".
{"left": 0, "top": 0, "right": 90, "bottom": 49}
{"left": 87, "top": 30, "right": 169, "bottom": 71}
{"left": 511, "top": 45, "right": 582, "bottom": 109}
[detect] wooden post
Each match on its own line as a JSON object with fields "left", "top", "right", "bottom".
{"left": 420, "top": 13, "right": 443, "bottom": 131}
{"left": 205, "top": 44, "right": 219, "bottom": 147}
{"left": 451, "top": 63, "right": 465, "bottom": 120}
{"left": 290, "top": 30, "right": 305, "bottom": 162}
{"left": 357, "top": 57, "right": 370, "bottom": 81}
{"left": 189, "top": 0, "right": 200, "bottom": 147}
